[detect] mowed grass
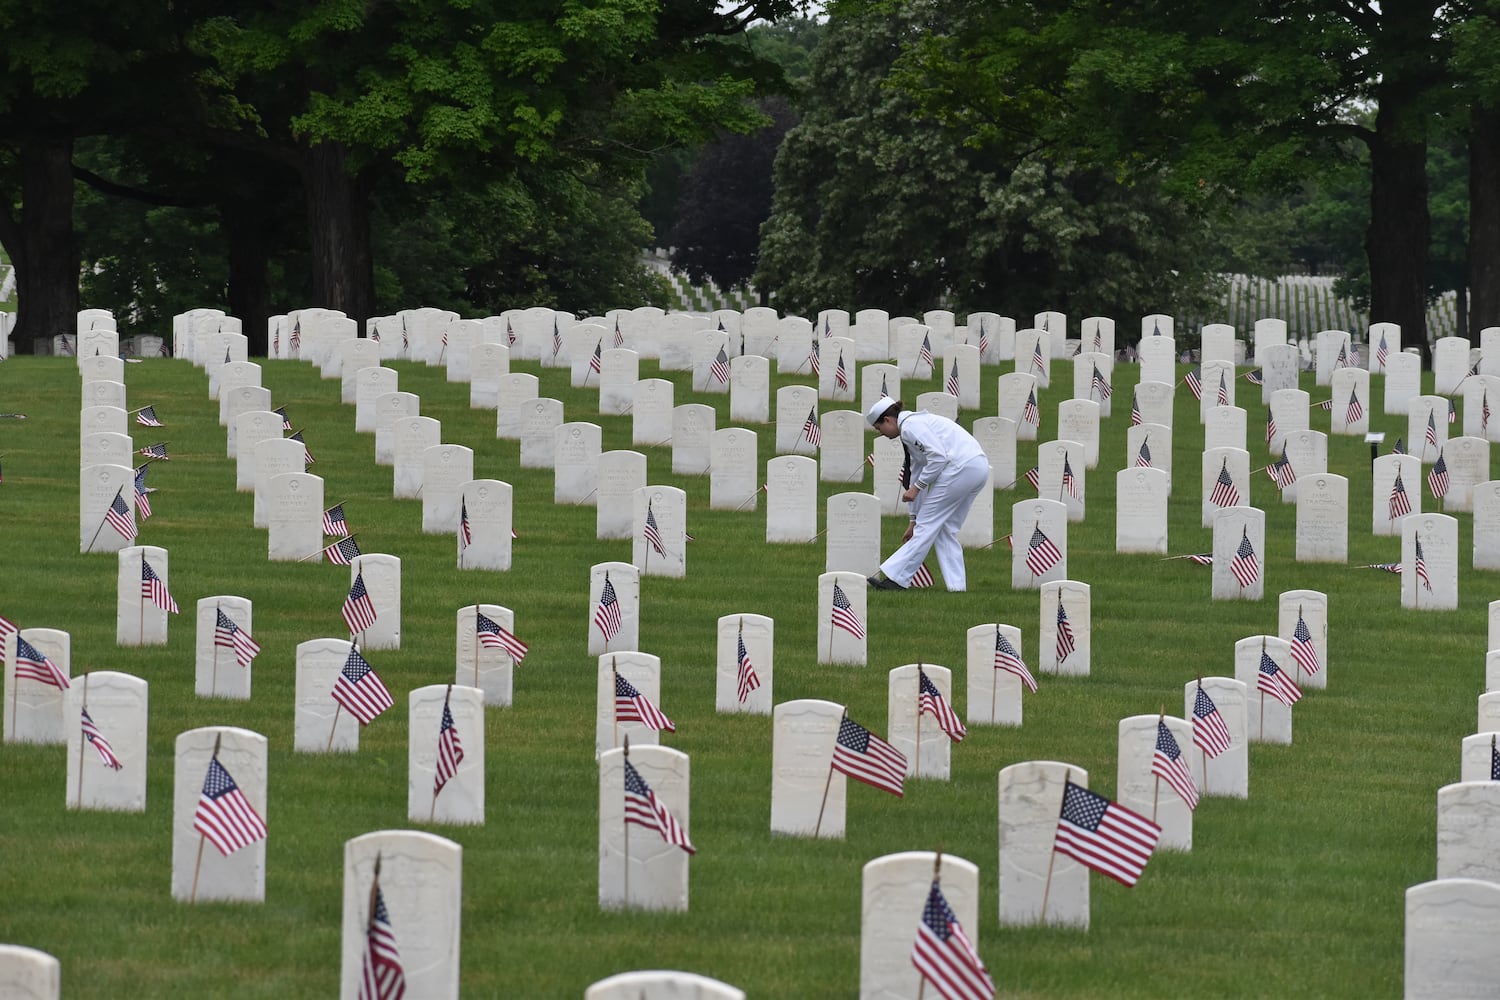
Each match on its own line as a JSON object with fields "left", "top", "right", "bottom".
{"left": 0, "top": 342, "right": 1483, "bottom": 998}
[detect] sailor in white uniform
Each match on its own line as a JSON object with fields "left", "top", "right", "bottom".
{"left": 866, "top": 396, "right": 990, "bottom": 591}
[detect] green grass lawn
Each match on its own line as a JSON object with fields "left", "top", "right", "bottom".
{"left": 0, "top": 343, "right": 1484, "bottom": 997}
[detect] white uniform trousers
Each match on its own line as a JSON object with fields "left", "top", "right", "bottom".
{"left": 879, "top": 454, "right": 990, "bottom": 591}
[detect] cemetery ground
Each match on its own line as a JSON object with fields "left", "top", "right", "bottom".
{"left": 0, "top": 345, "right": 1481, "bottom": 997}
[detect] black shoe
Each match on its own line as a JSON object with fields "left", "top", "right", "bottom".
{"left": 867, "top": 574, "right": 904, "bottom": 590}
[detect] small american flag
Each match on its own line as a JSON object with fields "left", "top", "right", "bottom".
{"left": 1258, "top": 650, "right": 1303, "bottom": 706}
{"left": 590, "top": 340, "right": 602, "bottom": 374}
{"left": 1062, "top": 455, "right": 1081, "bottom": 501}
{"left": 1492, "top": 736, "right": 1500, "bottom": 781}
{"left": 1449, "top": 397, "right": 1458, "bottom": 424}
{"left": 135, "top": 405, "right": 163, "bottom": 427}
{"left": 322, "top": 503, "right": 348, "bottom": 537}
{"left": 289, "top": 319, "right": 301, "bottom": 352}
{"left": 710, "top": 346, "right": 730, "bottom": 385}
{"left": 134, "top": 465, "right": 153, "bottom": 520}
{"left": 977, "top": 320, "right": 990, "bottom": 357}
{"left": 551, "top": 317, "right": 561, "bottom": 359}
{"left": 1192, "top": 684, "right": 1232, "bottom": 757}
{"left": 835, "top": 352, "right": 849, "bottom": 391}
{"left": 944, "top": 365, "right": 960, "bottom": 398}
{"left": 1053, "top": 779, "right": 1160, "bottom": 887}
{"left": 881, "top": 373, "right": 890, "bottom": 397}
{"left": 194, "top": 757, "right": 267, "bottom": 856}
{"left": 615, "top": 672, "right": 675, "bottom": 732}
{"left": 1345, "top": 387, "right": 1364, "bottom": 425}
{"left": 802, "top": 407, "right": 822, "bottom": 447}
{"left": 1091, "top": 363, "right": 1112, "bottom": 400}
{"left": 1091, "top": 324, "right": 1102, "bottom": 352}
{"left": 1392, "top": 436, "right": 1405, "bottom": 455}
{"left": 433, "top": 700, "right": 464, "bottom": 795}
{"left": 1023, "top": 466, "right": 1040, "bottom": 492}
{"left": 1129, "top": 391, "right": 1143, "bottom": 427}
{"left": 736, "top": 625, "right": 761, "bottom": 703}
{"left": 1389, "top": 471, "right": 1412, "bottom": 519}
{"left": 141, "top": 559, "right": 179, "bottom": 614}
{"left": 0, "top": 613, "right": 16, "bottom": 655}
{"left": 993, "top": 629, "right": 1037, "bottom": 693}
{"left": 1415, "top": 537, "right": 1433, "bottom": 592}
{"left": 459, "top": 499, "right": 472, "bottom": 550}
{"left": 595, "top": 575, "right": 622, "bottom": 642}
{"left": 512, "top": 318, "right": 521, "bottom": 347}
{"left": 1427, "top": 451, "right": 1449, "bottom": 499}
{"left": 919, "top": 334, "right": 934, "bottom": 369}
{"left": 81, "top": 707, "right": 124, "bottom": 770}
{"left": 643, "top": 501, "right": 666, "bottom": 557}
{"left": 624, "top": 757, "right": 696, "bottom": 854}
{"left": 830, "top": 581, "right": 865, "bottom": 639}
{"left": 911, "top": 879, "right": 995, "bottom": 1000}
{"left": 1484, "top": 391, "right": 1491, "bottom": 432}
{"left": 139, "top": 441, "right": 169, "bottom": 461}
{"left": 809, "top": 338, "right": 821, "bottom": 377}
{"left": 1268, "top": 448, "right": 1295, "bottom": 490}
{"left": 1265, "top": 409, "right": 1277, "bottom": 445}
{"left": 214, "top": 609, "right": 262, "bottom": 668}
{"left": 476, "top": 611, "right": 528, "bottom": 663}
{"left": 275, "top": 406, "right": 292, "bottom": 430}
{"left": 290, "top": 430, "right": 314, "bottom": 465}
{"left": 832, "top": 716, "right": 906, "bottom": 796}
{"left": 1425, "top": 409, "right": 1439, "bottom": 450}
{"left": 15, "top": 637, "right": 69, "bottom": 689}
{"left": 1152, "top": 720, "right": 1199, "bottom": 810}
{"left": 332, "top": 647, "right": 395, "bottom": 725}
{"left": 910, "top": 563, "right": 934, "bottom": 588}
{"left": 918, "top": 668, "right": 966, "bottom": 742}
{"left": 343, "top": 572, "right": 378, "bottom": 633}
{"left": 325, "top": 536, "right": 362, "bottom": 566}
{"left": 1334, "top": 341, "right": 1349, "bottom": 369}
{"left": 1244, "top": 369, "right": 1264, "bottom": 385}
{"left": 1055, "top": 599, "right": 1076, "bottom": 662}
{"left": 1184, "top": 368, "right": 1202, "bottom": 400}
{"left": 1229, "top": 529, "right": 1259, "bottom": 587}
{"left": 361, "top": 884, "right": 406, "bottom": 1000}
{"left": 105, "top": 485, "right": 137, "bottom": 539}
{"left": 1022, "top": 388, "right": 1039, "bottom": 427}
{"left": 1030, "top": 339, "right": 1045, "bottom": 376}
{"left": 1185, "top": 553, "right": 1214, "bottom": 565}
{"left": 1290, "top": 612, "right": 1320, "bottom": 675}
{"left": 1135, "top": 439, "right": 1152, "bottom": 468}
{"left": 1376, "top": 334, "right": 1388, "bottom": 368}
{"left": 1363, "top": 562, "right": 1403, "bottom": 574}
{"left": 1024, "top": 526, "right": 1061, "bottom": 576}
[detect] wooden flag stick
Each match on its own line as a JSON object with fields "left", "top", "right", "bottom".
{"left": 914, "top": 661, "right": 923, "bottom": 778}
{"left": 430, "top": 685, "right": 452, "bottom": 823}
{"left": 990, "top": 627, "right": 1000, "bottom": 723}
{"left": 622, "top": 737, "right": 632, "bottom": 908}
{"left": 75, "top": 673, "right": 90, "bottom": 809}
{"left": 365, "top": 852, "right": 383, "bottom": 941}
{"left": 1152, "top": 707, "right": 1163, "bottom": 822}
{"left": 139, "top": 561, "right": 146, "bottom": 644}
{"left": 190, "top": 734, "right": 223, "bottom": 903}
{"left": 473, "top": 603, "right": 480, "bottom": 687}
{"left": 612, "top": 658, "right": 619, "bottom": 749}
{"left": 326, "top": 704, "right": 342, "bottom": 752}
{"left": 1040, "top": 769, "right": 1069, "bottom": 923}
{"left": 814, "top": 709, "right": 844, "bottom": 838}
{"left": 211, "top": 601, "right": 221, "bottom": 697}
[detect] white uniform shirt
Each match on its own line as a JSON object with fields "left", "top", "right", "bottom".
{"left": 897, "top": 409, "right": 986, "bottom": 496}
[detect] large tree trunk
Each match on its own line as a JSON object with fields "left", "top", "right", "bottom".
{"left": 1, "top": 136, "right": 78, "bottom": 353}
{"left": 301, "top": 139, "right": 373, "bottom": 327}
{"left": 1470, "top": 103, "right": 1500, "bottom": 335}
{"left": 1366, "top": 95, "right": 1431, "bottom": 364}
{"left": 222, "top": 197, "right": 273, "bottom": 356}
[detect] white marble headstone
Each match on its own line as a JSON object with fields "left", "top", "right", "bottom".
{"left": 1278, "top": 589, "right": 1329, "bottom": 690}
{"left": 1183, "top": 678, "right": 1248, "bottom": 798}
{"left": 1117, "top": 714, "right": 1195, "bottom": 851}
{"left": 710, "top": 428, "right": 759, "bottom": 510}
{"left": 766, "top": 455, "right": 817, "bottom": 543}
{"left": 408, "top": 684, "right": 484, "bottom": 825}
{"left": 1404, "top": 514, "right": 1458, "bottom": 610}
{"left": 0, "top": 944, "right": 60, "bottom": 1000}
{"left": 458, "top": 479, "right": 512, "bottom": 571}
{"left": 633, "top": 378, "right": 675, "bottom": 446}
{"left": 825, "top": 491, "right": 881, "bottom": 576}
{"left": 195, "top": 596, "right": 255, "bottom": 699}
{"left": 599, "top": 745, "right": 692, "bottom": 911}
{"left": 818, "top": 409, "right": 865, "bottom": 483}
{"left": 456, "top": 604, "right": 521, "bottom": 706}
{"left": 1116, "top": 467, "right": 1169, "bottom": 554}
{"left": 1384, "top": 352, "right": 1421, "bottom": 416}
{"left": 716, "top": 613, "right": 773, "bottom": 715}
{"left": 597, "top": 451, "right": 648, "bottom": 539}
{"left": 887, "top": 664, "right": 958, "bottom": 780}
{"left": 818, "top": 571, "right": 868, "bottom": 666}
{"left": 634, "top": 486, "right": 687, "bottom": 578}
{"left": 267, "top": 472, "right": 324, "bottom": 562}
{"left": 1236, "top": 636, "right": 1296, "bottom": 744}
{"left": 997, "top": 760, "right": 1088, "bottom": 927}
{"left": 1213, "top": 506, "right": 1265, "bottom": 600}
{"left": 294, "top": 637, "right": 364, "bottom": 753}
{"left": 117, "top": 545, "right": 173, "bottom": 646}
{"left": 860, "top": 852, "right": 982, "bottom": 1000}
{"left": 965, "top": 623, "right": 1029, "bottom": 727}
{"left": 589, "top": 563, "right": 641, "bottom": 656}
{"left": 1404, "top": 877, "right": 1500, "bottom": 999}
{"left": 1295, "top": 473, "right": 1348, "bottom": 562}
{"left": 350, "top": 553, "right": 401, "bottom": 650}
{"left": 770, "top": 698, "right": 847, "bottom": 838}
{"left": 421, "top": 444, "right": 473, "bottom": 534}
{"left": 65, "top": 670, "right": 147, "bottom": 812}
{"left": 672, "top": 403, "right": 715, "bottom": 476}
{"left": 555, "top": 422, "right": 602, "bottom": 504}
{"left": 1011, "top": 499, "right": 1067, "bottom": 589}
{"left": 1436, "top": 782, "right": 1500, "bottom": 883}
{"left": 171, "top": 726, "right": 267, "bottom": 902}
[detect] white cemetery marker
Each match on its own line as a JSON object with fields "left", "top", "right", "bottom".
{"left": 599, "top": 348, "right": 640, "bottom": 414}
{"left": 1374, "top": 453, "right": 1422, "bottom": 536}
{"left": 633, "top": 486, "right": 687, "bottom": 578}
{"left": 775, "top": 385, "right": 819, "bottom": 456}
{"left": 252, "top": 438, "right": 302, "bottom": 530}
{"left": 774, "top": 315, "right": 814, "bottom": 374}
{"left": 82, "top": 377, "right": 127, "bottom": 412}
{"left": 1404, "top": 878, "right": 1500, "bottom": 999}
{"left": 819, "top": 337, "right": 858, "bottom": 402}
{"left": 1016, "top": 328, "right": 1051, "bottom": 387}
{"left": 555, "top": 422, "right": 602, "bottom": 504}
{"left": 217, "top": 362, "right": 264, "bottom": 422}
{"left": 350, "top": 553, "right": 402, "bottom": 650}
{"left": 672, "top": 403, "right": 715, "bottom": 476}
{"left": 5, "top": 627, "right": 70, "bottom": 745}
{"left": 0, "top": 945, "right": 60, "bottom": 999}
{"left": 969, "top": 311, "right": 1011, "bottom": 364}
{"left": 1278, "top": 590, "right": 1329, "bottom": 691}
{"left": 469, "top": 342, "right": 510, "bottom": 409}
{"left": 966, "top": 623, "right": 1032, "bottom": 727}
{"left": 267, "top": 472, "right": 324, "bottom": 562}
{"left": 393, "top": 415, "right": 440, "bottom": 498}
{"left": 825, "top": 491, "right": 881, "bottom": 576}
{"left": 818, "top": 571, "right": 868, "bottom": 666}
{"left": 1408, "top": 395, "right": 1450, "bottom": 465}
{"left": 1236, "top": 636, "right": 1297, "bottom": 745}
{"left": 457, "top": 604, "right": 525, "bottom": 707}
{"left": 1197, "top": 360, "right": 1237, "bottom": 422}
{"left": 1268, "top": 388, "right": 1309, "bottom": 455}
{"left": 408, "top": 684, "right": 484, "bottom": 825}
{"left": 818, "top": 409, "right": 865, "bottom": 483}
{"left": 1183, "top": 678, "right": 1249, "bottom": 799}
{"left": 195, "top": 596, "right": 256, "bottom": 699}
{"left": 354, "top": 366, "right": 397, "bottom": 432}
{"left": 1314, "top": 329, "right": 1353, "bottom": 386}
{"left": 1460, "top": 734, "right": 1500, "bottom": 781}
{"left": 1259, "top": 343, "right": 1300, "bottom": 403}
{"left": 886, "top": 664, "right": 960, "bottom": 780}
{"left": 1462, "top": 373, "right": 1500, "bottom": 442}
{"left": 1436, "top": 782, "right": 1500, "bottom": 882}
{"left": 1479, "top": 692, "right": 1500, "bottom": 733}
{"left": 1490, "top": 598, "right": 1500, "bottom": 653}
{"left": 458, "top": 479, "right": 512, "bottom": 572}
{"left": 1011, "top": 499, "right": 1067, "bottom": 589}
{"left": 861, "top": 363, "right": 901, "bottom": 423}
{"left": 1330, "top": 367, "right": 1371, "bottom": 436}
{"left": 171, "top": 726, "right": 267, "bottom": 902}
{"left": 589, "top": 562, "right": 640, "bottom": 657}
{"left": 998, "top": 372, "right": 1041, "bottom": 442}
{"left": 717, "top": 613, "right": 773, "bottom": 715}
{"left": 1056, "top": 398, "right": 1101, "bottom": 469}
{"left": 80, "top": 354, "right": 123, "bottom": 386}
{"left": 728, "top": 355, "right": 770, "bottom": 424}
{"left": 79, "top": 403, "right": 126, "bottom": 441}
{"left": 1203, "top": 405, "right": 1247, "bottom": 455}
{"left": 596, "top": 451, "right": 648, "bottom": 540}
{"left": 1295, "top": 473, "right": 1348, "bottom": 563}
{"left": 948, "top": 343, "right": 983, "bottom": 410}
{"left": 997, "top": 760, "right": 1089, "bottom": 928}
{"left": 1040, "top": 580, "right": 1090, "bottom": 677}
{"left": 495, "top": 372, "right": 540, "bottom": 440}
{"left": 337, "top": 339, "right": 381, "bottom": 402}
{"left": 517, "top": 398, "right": 564, "bottom": 470}
{"left": 633, "top": 378, "right": 675, "bottom": 446}
{"left": 766, "top": 455, "right": 817, "bottom": 543}
{"left": 80, "top": 431, "right": 132, "bottom": 472}
{"left": 442, "top": 318, "right": 480, "bottom": 383}
{"left": 710, "top": 428, "right": 759, "bottom": 510}
{"left": 421, "top": 444, "right": 473, "bottom": 535}
{"left": 1127, "top": 423, "right": 1173, "bottom": 490}
{"left": 294, "top": 638, "right": 364, "bottom": 754}
{"left": 235, "top": 410, "right": 281, "bottom": 492}
{"left": 1403, "top": 514, "right": 1458, "bottom": 610}
{"left": 1212, "top": 507, "right": 1265, "bottom": 601}
{"left": 374, "top": 391, "right": 420, "bottom": 465}
{"left": 871, "top": 435, "right": 907, "bottom": 516}
{"left": 1384, "top": 352, "right": 1421, "bottom": 416}
{"left": 1116, "top": 467, "right": 1170, "bottom": 555}
{"left": 117, "top": 545, "right": 174, "bottom": 646}
{"left": 1037, "top": 439, "right": 1087, "bottom": 521}
{"left": 340, "top": 830, "right": 462, "bottom": 1000}
{"left": 221, "top": 386, "right": 272, "bottom": 458}
{"left": 1253, "top": 317, "right": 1287, "bottom": 358}
{"left": 1137, "top": 336, "right": 1176, "bottom": 387}
{"left": 586, "top": 972, "right": 742, "bottom": 1000}
{"left": 1443, "top": 436, "right": 1489, "bottom": 512}
{"left": 852, "top": 308, "right": 891, "bottom": 360}
{"left": 895, "top": 323, "right": 935, "bottom": 380}
{"left": 65, "top": 670, "right": 147, "bottom": 812}
{"left": 1117, "top": 714, "right": 1195, "bottom": 851}
{"left": 972, "top": 416, "right": 1018, "bottom": 493}
{"left": 689, "top": 328, "right": 729, "bottom": 393}
{"left": 1200, "top": 322, "right": 1236, "bottom": 365}
{"left": 1475, "top": 482, "right": 1500, "bottom": 570}
{"left": 770, "top": 698, "right": 848, "bottom": 838}
{"left": 860, "top": 852, "right": 984, "bottom": 1000}
{"left": 1433, "top": 336, "right": 1471, "bottom": 395}
{"left": 1135, "top": 379, "right": 1175, "bottom": 429}
{"left": 599, "top": 744, "right": 693, "bottom": 912}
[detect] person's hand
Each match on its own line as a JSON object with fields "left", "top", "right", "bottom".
{"left": 901, "top": 523, "right": 915, "bottom": 542}
{"left": 902, "top": 486, "right": 919, "bottom": 502}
